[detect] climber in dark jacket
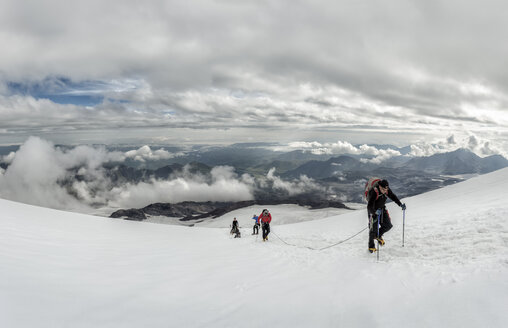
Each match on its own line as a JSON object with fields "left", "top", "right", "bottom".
{"left": 367, "top": 179, "right": 406, "bottom": 253}
{"left": 231, "top": 218, "right": 241, "bottom": 238}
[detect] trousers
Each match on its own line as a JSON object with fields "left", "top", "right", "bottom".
{"left": 368, "top": 208, "right": 392, "bottom": 248}
{"left": 262, "top": 223, "right": 270, "bottom": 240}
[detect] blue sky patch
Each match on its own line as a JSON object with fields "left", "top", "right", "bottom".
{"left": 7, "top": 77, "right": 112, "bottom": 106}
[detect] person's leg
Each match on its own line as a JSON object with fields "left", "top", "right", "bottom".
{"left": 368, "top": 215, "right": 376, "bottom": 248}
{"left": 263, "top": 223, "right": 270, "bottom": 240}
{"left": 378, "top": 209, "right": 393, "bottom": 237}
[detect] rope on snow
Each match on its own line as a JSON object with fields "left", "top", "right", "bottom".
{"left": 270, "top": 227, "right": 368, "bottom": 251}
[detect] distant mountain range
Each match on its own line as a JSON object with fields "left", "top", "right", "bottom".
{"left": 280, "top": 148, "right": 508, "bottom": 179}
{"left": 110, "top": 198, "right": 349, "bottom": 223}
{"left": 105, "top": 148, "right": 508, "bottom": 221}
{"left": 101, "top": 162, "right": 213, "bottom": 184}
{"left": 2, "top": 142, "right": 507, "bottom": 221}
{"left": 402, "top": 149, "right": 508, "bottom": 175}
{"left": 282, "top": 156, "right": 369, "bottom": 179}
{"left": 76, "top": 147, "right": 508, "bottom": 206}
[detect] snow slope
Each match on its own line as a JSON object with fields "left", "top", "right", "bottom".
{"left": 147, "top": 204, "right": 357, "bottom": 227}
{"left": 1, "top": 168, "right": 508, "bottom": 327}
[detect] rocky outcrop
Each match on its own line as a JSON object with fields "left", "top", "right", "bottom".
{"left": 110, "top": 198, "right": 350, "bottom": 222}
{"left": 110, "top": 209, "right": 147, "bottom": 221}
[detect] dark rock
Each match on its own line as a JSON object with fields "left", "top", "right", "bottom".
{"left": 110, "top": 209, "right": 147, "bottom": 221}
{"left": 142, "top": 202, "right": 219, "bottom": 218}
{"left": 109, "top": 198, "right": 349, "bottom": 222}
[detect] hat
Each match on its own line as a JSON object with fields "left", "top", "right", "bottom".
{"left": 378, "top": 179, "right": 389, "bottom": 188}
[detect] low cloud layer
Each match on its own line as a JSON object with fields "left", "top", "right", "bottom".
{"left": 0, "top": 137, "right": 105, "bottom": 211}
{"left": 408, "top": 134, "right": 506, "bottom": 158}
{"left": 107, "top": 166, "right": 257, "bottom": 209}
{"left": 264, "top": 168, "right": 324, "bottom": 196}
{"left": 1, "top": 135, "right": 506, "bottom": 214}
{"left": 286, "top": 140, "right": 402, "bottom": 164}
{"left": 124, "top": 145, "right": 184, "bottom": 162}
{"left": 285, "top": 135, "right": 507, "bottom": 161}
{"left": 0, "top": 137, "right": 254, "bottom": 211}
{"left": 0, "top": 137, "right": 324, "bottom": 213}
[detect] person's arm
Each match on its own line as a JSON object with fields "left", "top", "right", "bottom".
{"left": 367, "top": 188, "right": 376, "bottom": 215}
{"left": 387, "top": 189, "right": 402, "bottom": 207}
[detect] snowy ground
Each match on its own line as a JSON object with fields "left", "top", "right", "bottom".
{"left": 1, "top": 168, "right": 508, "bottom": 327}
{"left": 145, "top": 204, "right": 357, "bottom": 227}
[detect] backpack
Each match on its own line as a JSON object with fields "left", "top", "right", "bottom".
{"left": 364, "top": 177, "right": 381, "bottom": 203}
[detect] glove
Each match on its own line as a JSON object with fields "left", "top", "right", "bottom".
{"left": 401, "top": 203, "right": 406, "bottom": 210}
{"left": 375, "top": 209, "right": 382, "bottom": 216}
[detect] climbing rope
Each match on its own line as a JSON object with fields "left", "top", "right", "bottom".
{"left": 270, "top": 227, "right": 368, "bottom": 251}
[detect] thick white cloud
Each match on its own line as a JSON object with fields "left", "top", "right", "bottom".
{"left": 265, "top": 168, "right": 324, "bottom": 196}
{"left": 106, "top": 173, "right": 255, "bottom": 209}
{"left": 124, "top": 145, "right": 183, "bottom": 162}
{"left": 287, "top": 135, "right": 507, "bottom": 160}
{"left": 1, "top": 137, "right": 342, "bottom": 213}
{"left": 0, "top": 137, "right": 129, "bottom": 209}
{"left": 409, "top": 134, "right": 507, "bottom": 158}
{"left": 287, "top": 140, "right": 402, "bottom": 163}
{"left": 1, "top": 151, "right": 16, "bottom": 164}
{"left": 359, "top": 148, "right": 402, "bottom": 165}
{"left": 0, "top": 137, "right": 90, "bottom": 210}
{"left": 1, "top": 135, "right": 505, "bottom": 216}
{"left": 0, "top": 137, "right": 255, "bottom": 211}
{"left": 0, "top": 137, "right": 258, "bottom": 212}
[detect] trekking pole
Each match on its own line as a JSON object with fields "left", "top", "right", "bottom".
{"left": 402, "top": 209, "right": 406, "bottom": 247}
{"left": 376, "top": 211, "right": 382, "bottom": 261}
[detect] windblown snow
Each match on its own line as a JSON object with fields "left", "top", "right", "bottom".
{"left": 1, "top": 168, "right": 508, "bottom": 327}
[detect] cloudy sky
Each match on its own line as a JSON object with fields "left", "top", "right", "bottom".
{"left": 1, "top": 0, "right": 507, "bottom": 150}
